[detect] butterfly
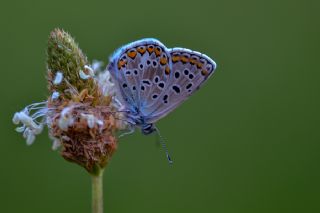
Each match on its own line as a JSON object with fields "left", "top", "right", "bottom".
{"left": 107, "top": 38, "right": 217, "bottom": 162}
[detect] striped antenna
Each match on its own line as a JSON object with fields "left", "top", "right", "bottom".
{"left": 154, "top": 126, "right": 173, "bottom": 164}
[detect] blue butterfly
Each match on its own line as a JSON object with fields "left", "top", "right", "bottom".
{"left": 107, "top": 38, "right": 217, "bottom": 162}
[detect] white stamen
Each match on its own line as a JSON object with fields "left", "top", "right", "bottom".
{"left": 58, "top": 107, "right": 74, "bottom": 131}
{"left": 52, "top": 139, "right": 61, "bottom": 150}
{"left": 61, "top": 135, "right": 70, "bottom": 141}
{"left": 84, "top": 65, "right": 95, "bottom": 76}
{"left": 33, "top": 124, "right": 44, "bottom": 135}
{"left": 53, "top": 72, "right": 63, "bottom": 85}
{"left": 13, "top": 101, "right": 48, "bottom": 146}
{"left": 12, "top": 112, "right": 20, "bottom": 124}
{"left": 91, "top": 60, "right": 103, "bottom": 72}
{"left": 81, "top": 114, "right": 95, "bottom": 128}
{"left": 17, "top": 112, "right": 39, "bottom": 129}
{"left": 58, "top": 117, "right": 71, "bottom": 131}
{"left": 15, "top": 126, "right": 25, "bottom": 133}
{"left": 81, "top": 113, "right": 102, "bottom": 129}
{"left": 79, "top": 69, "right": 91, "bottom": 80}
{"left": 51, "top": 91, "right": 60, "bottom": 100}
{"left": 23, "top": 128, "right": 30, "bottom": 139}
{"left": 26, "top": 133, "right": 36, "bottom": 145}
{"left": 96, "top": 119, "right": 104, "bottom": 126}
{"left": 58, "top": 120, "right": 68, "bottom": 131}
{"left": 97, "top": 70, "right": 115, "bottom": 96}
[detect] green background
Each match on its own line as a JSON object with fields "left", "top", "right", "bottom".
{"left": 1, "top": 0, "right": 319, "bottom": 212}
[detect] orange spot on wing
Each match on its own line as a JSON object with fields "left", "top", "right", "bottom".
{"left": 147, "top": 45, "right": 154, "bottom": 54}
{"left": 197, "top": 62, "right": 203, "bottom": 69}
{"left": 127, "top": 50, "right": 137, "bottom": 59}
{"left": 181, "top": 56, "right": 189, "bottom": 63}
{"left": 201, "top": 69, "right": 208, "bottom": 76}
{"left": 172, "top": 55, "right": 180, "bottom": 63}
{"left": 155, "top": 47, "right": 162, "bottom": 56}
{"left": 160, "top": 56, "right": 167, "bottom": 65}
{"left": 190, "top": 58, "right": 197, "bottom": 65}
{"left": 165, "top": 66, "right": 170, "bottom": 75}
{"left": 118, "top": 59, "right": 127, "bottom": 69}
{"left": 137, "top": 46, "right": 146, "bottom": 55}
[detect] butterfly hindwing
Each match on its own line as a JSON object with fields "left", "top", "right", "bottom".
{"left": 144, "top": 48, "right": 217, "bottom": 123}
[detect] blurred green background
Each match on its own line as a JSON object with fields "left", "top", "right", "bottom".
{"left": 1, "top": 0, "right": 319, "bottom": 212}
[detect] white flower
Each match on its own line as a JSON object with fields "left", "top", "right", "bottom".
{"left": 79, "top": 69, "right": 92, "bottom": 80}
{"left": 12, "top": 112, "right": 20, "bottom": 124}
{"left": 58, "top": 106, "right": 74, "bottom": 131}
{"left": 79, "top": 65, "right": 96, "bottom": 80}
{"left": 51, "top": 91, "right": 59, "bottom": 100}
{"left": 15, "top": 126, "right": 25, "bottom": 133}
{"left": 53, "top": 72, "right": 63, "bottom": 85}
{"left": 81, "top": 113, "right": 103, "bottom": 129}
{"left": 26, "top": 132, "right": 36, "bottom": 145}
{"left": 12, "top": 101, "right": 48, "bottom": 146}
{"left": 91, "top": 60, "right": 104, "bottom": 73}
{"left": 84, "top": 65, "right": 95, "bottom": 76}
{"left": 97, "top": 69, "right": 115, "bottom": 96}
{"left": 51, "top": 138, "right": 61, "bottom": 150}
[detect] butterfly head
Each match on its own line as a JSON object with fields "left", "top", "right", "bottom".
{"left": 141, "top": 123, "right": 156, "bottom": 135}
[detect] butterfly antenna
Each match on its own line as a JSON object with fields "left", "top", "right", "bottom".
{"left": 154, "top": 127, "right": 173, "bottom": 165}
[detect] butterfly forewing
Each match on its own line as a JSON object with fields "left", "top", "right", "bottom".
{"left": 144, "top": 48, "right": 217, "bottom": 123}
{"left": 108, "top": 39, "right": 173, "bottom": 115}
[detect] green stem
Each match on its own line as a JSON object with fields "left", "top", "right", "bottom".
{"left": 92, "top": 170, "right": 104, "bottom": 213}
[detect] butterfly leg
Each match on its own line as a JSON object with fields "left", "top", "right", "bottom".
{"left": 119, "top": 123, "right": 135, "bottom": 138}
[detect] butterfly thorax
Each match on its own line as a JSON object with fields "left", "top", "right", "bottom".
{"left": 124, "top": 108, "right": 156, "bottom": 135}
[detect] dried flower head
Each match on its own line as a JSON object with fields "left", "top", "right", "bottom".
{"left": 13, "top": 28, "right": 126, "bottom": 175}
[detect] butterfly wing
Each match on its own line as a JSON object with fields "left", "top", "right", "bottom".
{"left": 144, "top": 48, "right": 217, "bottom": 124}
{"left": 107, "top": 38, "right": 173, "bottom": 118}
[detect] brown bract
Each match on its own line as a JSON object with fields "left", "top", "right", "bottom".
{"left": 48, "top": 98, "right": 119, "bottom": 174}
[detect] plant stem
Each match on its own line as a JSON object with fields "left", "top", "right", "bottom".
{"left": 92, "top": 170, "right": 104, "bottom": 213}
